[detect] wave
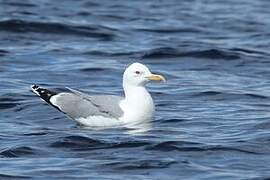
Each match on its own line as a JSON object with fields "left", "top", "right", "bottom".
{"left": 83, "top": 50, "right": 138, "bottom": 57}
{"left": 84, "top": 47, "right": 240, "bottom": 60}
{"left": 145, "top": 141, "right": 258, "bottom": 154}
{"left": 0, "top": 174, "right": 30, "bottom": 179}
{"left": 159, "top": 118, "right": 186, "bottom": 124}
{"left": 50, "top": 135, "right": 150, "bottom": 150}
{"left": 5, "top": 2, "right": 36, "bottom": 7}
{"left": 0, "top": 146, "right": 36, "bottom": 158}
{"left": 0, "top": 93, "right": 26, "bottom": 110}
{"left": 0, "top": 19, "right": 116, "bottom": 40}
{"left": 141, "top": 47, "right": 240, "bottom": 60}
{"left": 110, "top": 141, "right": 150, "bottom": 148}
{"left": 136, "top": 27, "right": 203, "bottom": 33}
{"left": 145, "top": 141, "right": 201, "bottom": 151}
{"left": 102, "top": 159, "right": 177, "bottom": 170}
{"left": 0, "top": 49, "right": 9, "bottom": 56}
{"left": 192, "top": 91, "right": 269, "bottom": 100}
{"left": 230, "top": 48, "right": 268, "bottom": 55}
{"left": 50, "top": 135, "right": 107, "bottom": 150}
{"left": 0, "top": 102, "right": 18, "bottom": 110}
{"left": 79, "top": 67, "right": 107, "bottom": 72}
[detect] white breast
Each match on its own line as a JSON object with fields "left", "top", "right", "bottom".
{"left": 119, "top": 86, "right": 155, "bottom": 124}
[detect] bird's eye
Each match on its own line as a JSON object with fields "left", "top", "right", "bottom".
{"left": 135, "top": 71, "right": 140, "bottom": 74}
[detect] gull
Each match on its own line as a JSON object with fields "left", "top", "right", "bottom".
{"left": 31, "top": 63, "right": 165, "bottom": 127}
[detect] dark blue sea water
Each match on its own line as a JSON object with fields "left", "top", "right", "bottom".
{"left": 1, "top": 0, "right": 270, "bottom": 179}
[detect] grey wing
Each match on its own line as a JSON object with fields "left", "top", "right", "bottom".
{"left": 50, "top": 88, "right": 124, "bottom": 120}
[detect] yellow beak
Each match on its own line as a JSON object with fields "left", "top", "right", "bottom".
{"left": 147, "top": 74, "right": 166, "bottom": 82}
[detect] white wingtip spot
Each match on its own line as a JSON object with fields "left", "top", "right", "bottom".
{"left": 31, "top": 85, "right": 40, "bottom": 96}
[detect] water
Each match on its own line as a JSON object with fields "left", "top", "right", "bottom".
{"left": 1, "top": 0, "right": 270, "bottom": 179}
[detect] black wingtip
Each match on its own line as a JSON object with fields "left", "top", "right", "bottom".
{"left": 31, "top": 84, "right": 40, "bottom": 96}
{"left": 31, "top": 84, "right": 57, "bottom": 103}
{"left": 31, "top": 84, "right": 39, "bottom": 90}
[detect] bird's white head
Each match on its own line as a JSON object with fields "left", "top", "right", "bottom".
{"left": 123, "top": 62, "right": 165, "bottom": 87}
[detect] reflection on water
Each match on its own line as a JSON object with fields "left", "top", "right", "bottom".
{"left": 79, "top": 120, "right": 153, "bottom": 135}
{"left": 125, "top": 122, "right": 153, "bottom": 135}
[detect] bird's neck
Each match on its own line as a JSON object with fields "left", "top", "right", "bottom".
{"left": 123, "top": 85, "right": 151, "bottom": 102}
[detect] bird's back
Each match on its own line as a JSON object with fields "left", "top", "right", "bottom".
{"left": 32, "top": 85, "right": 124, "bottom": 121}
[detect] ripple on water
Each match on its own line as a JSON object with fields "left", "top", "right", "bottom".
{"left": 191, "top": 91, "right": 269, "bottom": 101}
{"left": 0, "top": 19, "right": 116, "bottom": 40}
{"left": 0, "top": 93, "right": 28, "bottom": 110}
{"left": 0, "top": 49, "right": 9, "bottom": 56}
{"left": 0, "top": 174, "right": 30, "bottom": 179}
{"left": 50, "top": 135, "right": 151, "bottom": 151}
{"left": 145, "top": 141, "right": 258, "bottom": 155}
{"left": 102, "top": 159, "right": 178, "bottom": 170}
{"left": 141, "top": 47, "right": 240, "bottom": 60}
{"left": 0, "top": 146, "right": 37, "bottom": 158}
{"left": 50, "top": 135, "right": 107, "bottom": 150}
